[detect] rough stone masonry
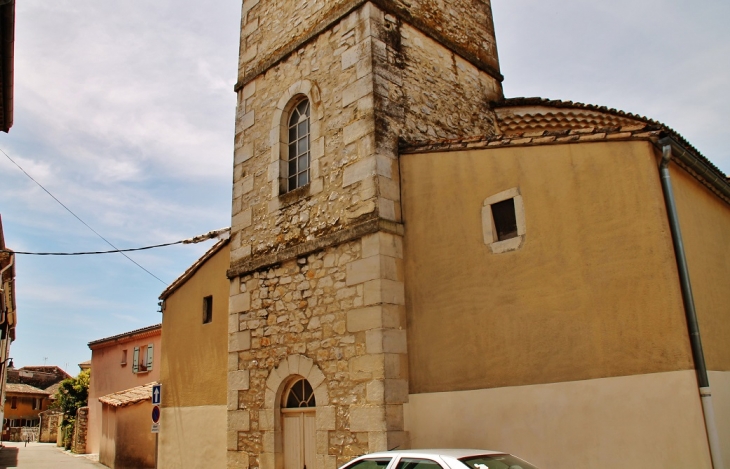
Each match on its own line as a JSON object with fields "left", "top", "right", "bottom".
{"left": 227, "top": 1, "right": 504, "bottom": 468}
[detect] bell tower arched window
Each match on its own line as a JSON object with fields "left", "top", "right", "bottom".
{"left": 287, "top": 99, "right": 310, "bottom": 192}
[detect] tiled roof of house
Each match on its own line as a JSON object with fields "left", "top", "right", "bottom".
{"left": 5, "top": 383, "right": 50, "bottom": 395}
{"left": 44, "top": 381, "right": 62, "bottom": 397}
{"left": 159, "top": 238, "right": 229, "bottom": 301}
{"left": 401, "top": 123, "right": 664, "bottom": 153}
{"left": 98, "top": 382, "right": 157, "bottom": 408}
{"left": 492, "top": 97, "right": 726, "bottom": 181}
{"left": 88, "top": 324, "right": 161, "bottom": 349}
{"left": 401, "top": 97, "right": 730, "bottom": 205}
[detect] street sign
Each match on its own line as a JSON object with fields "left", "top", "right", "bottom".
{"left": 152, "top": 405, "right": 161, "bottom": 424}
{"left": 151, "top": 423, "right": 160, "bottom": 434}
{"left": 152, "top": 384, "right": 161, "bottom": 405}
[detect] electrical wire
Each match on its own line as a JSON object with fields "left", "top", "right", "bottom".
{"left": 1, "top": 241, "right": 183, "bottom": 256}
{"left": 0, "top": 228, "right": 230, "bottom": 256}
{"left": 2, "top": 148, "right": 171, "bottom": 284}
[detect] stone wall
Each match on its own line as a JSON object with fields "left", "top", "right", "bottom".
{"left": 237, "top": 0, "right": 501, "bottom": 86}
{"left": 229, "top": 3, "right": 501, "bottom": 267}
{"left": 228, "top": 232, "right": 407, "bottom": 469}
{"left": 39, "top": 410, "right": 62, "bottom": 443}
{"left": 71, "top": 406, "right": 88, "bottom": 454}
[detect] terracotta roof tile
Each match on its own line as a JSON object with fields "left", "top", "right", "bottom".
{"left": 5, "top": 383, "right": 50, "bottom": 395}
{"left": 88, "top": 324, "right": 161, "bottom": 349}
{"left": 98, "top": 382, "right": 157, "bottom": 408}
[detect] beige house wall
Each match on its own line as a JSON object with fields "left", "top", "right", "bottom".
{"left": 668, "top": 160, "right": 730, "bottom": 371}
{"left": 400, "top": 141, "right": 695, "bottom": 393}
{"left": 158, "top": 405, "right": 227, "bottom": 469}
{"left": 100, "top": 401, "right": 156, "bottom": 469}
{"left": 88, "top": 331, "right": 161, "bottom": 454}
{"left": 160, "top": 244, "right": 229, "bottom": 408}
{"left": 158, "top": 243, "right": 229, "bottom": 467}
{"left": 404, "top": 370, "right": 712, "bottom": 469}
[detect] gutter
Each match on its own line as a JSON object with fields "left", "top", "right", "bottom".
{"left": 658, "top": 136, "right": 730, "bottom": 203}
{"left": 658, "top": 145, "right": 725, "bottom": 469}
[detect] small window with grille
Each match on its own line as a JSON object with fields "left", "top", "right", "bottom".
{"left": 287, "top": 99, "right": 310, "bottom": 192}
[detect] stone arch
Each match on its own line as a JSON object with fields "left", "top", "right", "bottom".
{"left": 268, "top": 80, "right": 325, "bottom": 206}
{"left": 260, "top": 354, "right": 329, "bottom": 469}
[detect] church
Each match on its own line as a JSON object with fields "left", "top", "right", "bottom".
{"left": 219, "top": 1, "right": 729, "bottom": 468}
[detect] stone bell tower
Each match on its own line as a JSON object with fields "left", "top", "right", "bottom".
{"left": 226, "top": 1, "right": 503, "bottom": 468}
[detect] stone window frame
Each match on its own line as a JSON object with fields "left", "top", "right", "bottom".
{"left": 269, "top": 80, "right": 325, "bottom": 212}
{"left": 482, "top": 187, "right": 526, "bottom": 254}
{"left": 259, "top": 354, "right": 330, "bottom": 469}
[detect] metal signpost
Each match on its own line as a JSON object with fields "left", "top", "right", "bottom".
{"left": 152, "top": 384, "right": 161, "bottom": 469}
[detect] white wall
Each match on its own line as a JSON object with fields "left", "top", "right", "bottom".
{"left": 404, "top": 370, "right": 713, "bottom": 469}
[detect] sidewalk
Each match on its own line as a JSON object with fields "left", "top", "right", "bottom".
{"left": 0, "top": 442, "right": 105, "bottom": 468}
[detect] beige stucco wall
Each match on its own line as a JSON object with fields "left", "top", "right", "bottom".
{"left": 669, "top": 161, "right": 730, "bottom": 371}
{"left": 100, "top": 401, "right": 156, "bottom": 469}
{"left": 88, "top": 331, "right": 161, "bottom": 454}
{"left": 404, "top": 370, "right": 712, "bottom": 469}
{"left": 158, "top": 405, "right": 226, "bottom": 469}
{"left": 401, "top": 141, "right": 695, "bottom": 393}
{"left": 160, "top": 244, "right": 228, "bottom": 408}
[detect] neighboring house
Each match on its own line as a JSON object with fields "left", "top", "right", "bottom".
{"left": 78, "top": 360, "right": 91, "bottom": 372}
{"left": 87, "top": 324, "right": 161, "bottom": 468}
{"left": 0, "top": 215, "right": 17, "bottom": 430}
{"left": 2, "top": 365, "right": 70, "bottom": 441}
{"left": 2, "top": 383, "right": 49, "bottom": 441}
{"left": 97, "top": 383, "right": 157, "bottom": 469}
{"left": 156, "top": 238, "right": 229, "bottom": 469}
{"left": 224, "top": 2, "right": 730, "bottom": 469}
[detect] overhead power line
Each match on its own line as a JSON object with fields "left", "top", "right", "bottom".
{"left": 0, "top": 228, "right": 230, "bottom": 256}
{"left": 1, "top": 148, "right": 227, "bottom": 284}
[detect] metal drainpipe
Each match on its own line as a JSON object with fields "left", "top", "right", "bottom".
{"left": 659, "top": 145, "right": 724, "bottom": 469}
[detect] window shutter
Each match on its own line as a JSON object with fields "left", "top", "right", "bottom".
{"left": 146, "top": 343, "right": 154, "bottom": 371}
{"left": 133, "top": 346, "right": 140, "bottom": 373}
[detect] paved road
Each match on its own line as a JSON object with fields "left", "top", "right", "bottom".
{"left": 0, "top": 442, "right": 105, "bottom": 468}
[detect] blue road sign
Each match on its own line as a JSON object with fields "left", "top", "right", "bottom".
{"left": 152, "top": 384, "right": 161, "bottom": 405}
{"left": 152, "top": 405, "right": 161, "bottom": 424}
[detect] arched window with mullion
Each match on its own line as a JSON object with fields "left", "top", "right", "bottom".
{"left": 287, "top": 99, "right": 311, "bottom": 192}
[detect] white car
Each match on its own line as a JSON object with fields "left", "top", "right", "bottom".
{"left": 339, "top": 449, "right": 539, "bottom": 469}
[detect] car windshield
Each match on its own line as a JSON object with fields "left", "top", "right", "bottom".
{"left": 459, "top": 455, "right": 539, "bottom": 469}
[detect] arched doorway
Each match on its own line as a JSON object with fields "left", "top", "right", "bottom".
{"left": 282, "top": 377, "right": 317, "bottom": 469}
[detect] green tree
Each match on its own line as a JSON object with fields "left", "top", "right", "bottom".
{"left": 52, "top": 369, "right": 90, "bottom": 449}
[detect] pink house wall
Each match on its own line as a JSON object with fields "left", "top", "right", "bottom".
{"left": 87, "top": 326, "right": 161, "bottom": 455}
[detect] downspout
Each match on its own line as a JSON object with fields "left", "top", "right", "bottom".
{"left": 659, "top": 145, "right": 724, "bottom": 469}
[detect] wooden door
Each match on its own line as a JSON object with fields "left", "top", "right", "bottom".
{"left": 283, "top": 409, "right": 316, "bottom": 469}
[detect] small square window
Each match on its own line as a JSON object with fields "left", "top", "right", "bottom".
{"left": 482, "top": 187, "right": 526, "bottom": 254}
{"left": 203, "top": 296, "right": 213, "bottom": 324}
{"left": 491, "top": 198, "right": 518, "bottom": 241}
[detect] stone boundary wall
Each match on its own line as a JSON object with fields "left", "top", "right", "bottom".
{"left": 71, "top": 406, "right": 89, "bottom": 454}
{"left": 39, "top": 410, "right": 62, "bottom": 443}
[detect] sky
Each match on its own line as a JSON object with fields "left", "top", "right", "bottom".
{"left": 0, "top": 0, "right": 728, "bottom": 376}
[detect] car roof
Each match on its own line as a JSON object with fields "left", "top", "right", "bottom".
{"left": 358, "top": 449, "right": 506, "bottom": 459}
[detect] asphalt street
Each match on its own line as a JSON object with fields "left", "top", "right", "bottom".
{"left": 0, "top": 442, "right": 104, "bottom": 468}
